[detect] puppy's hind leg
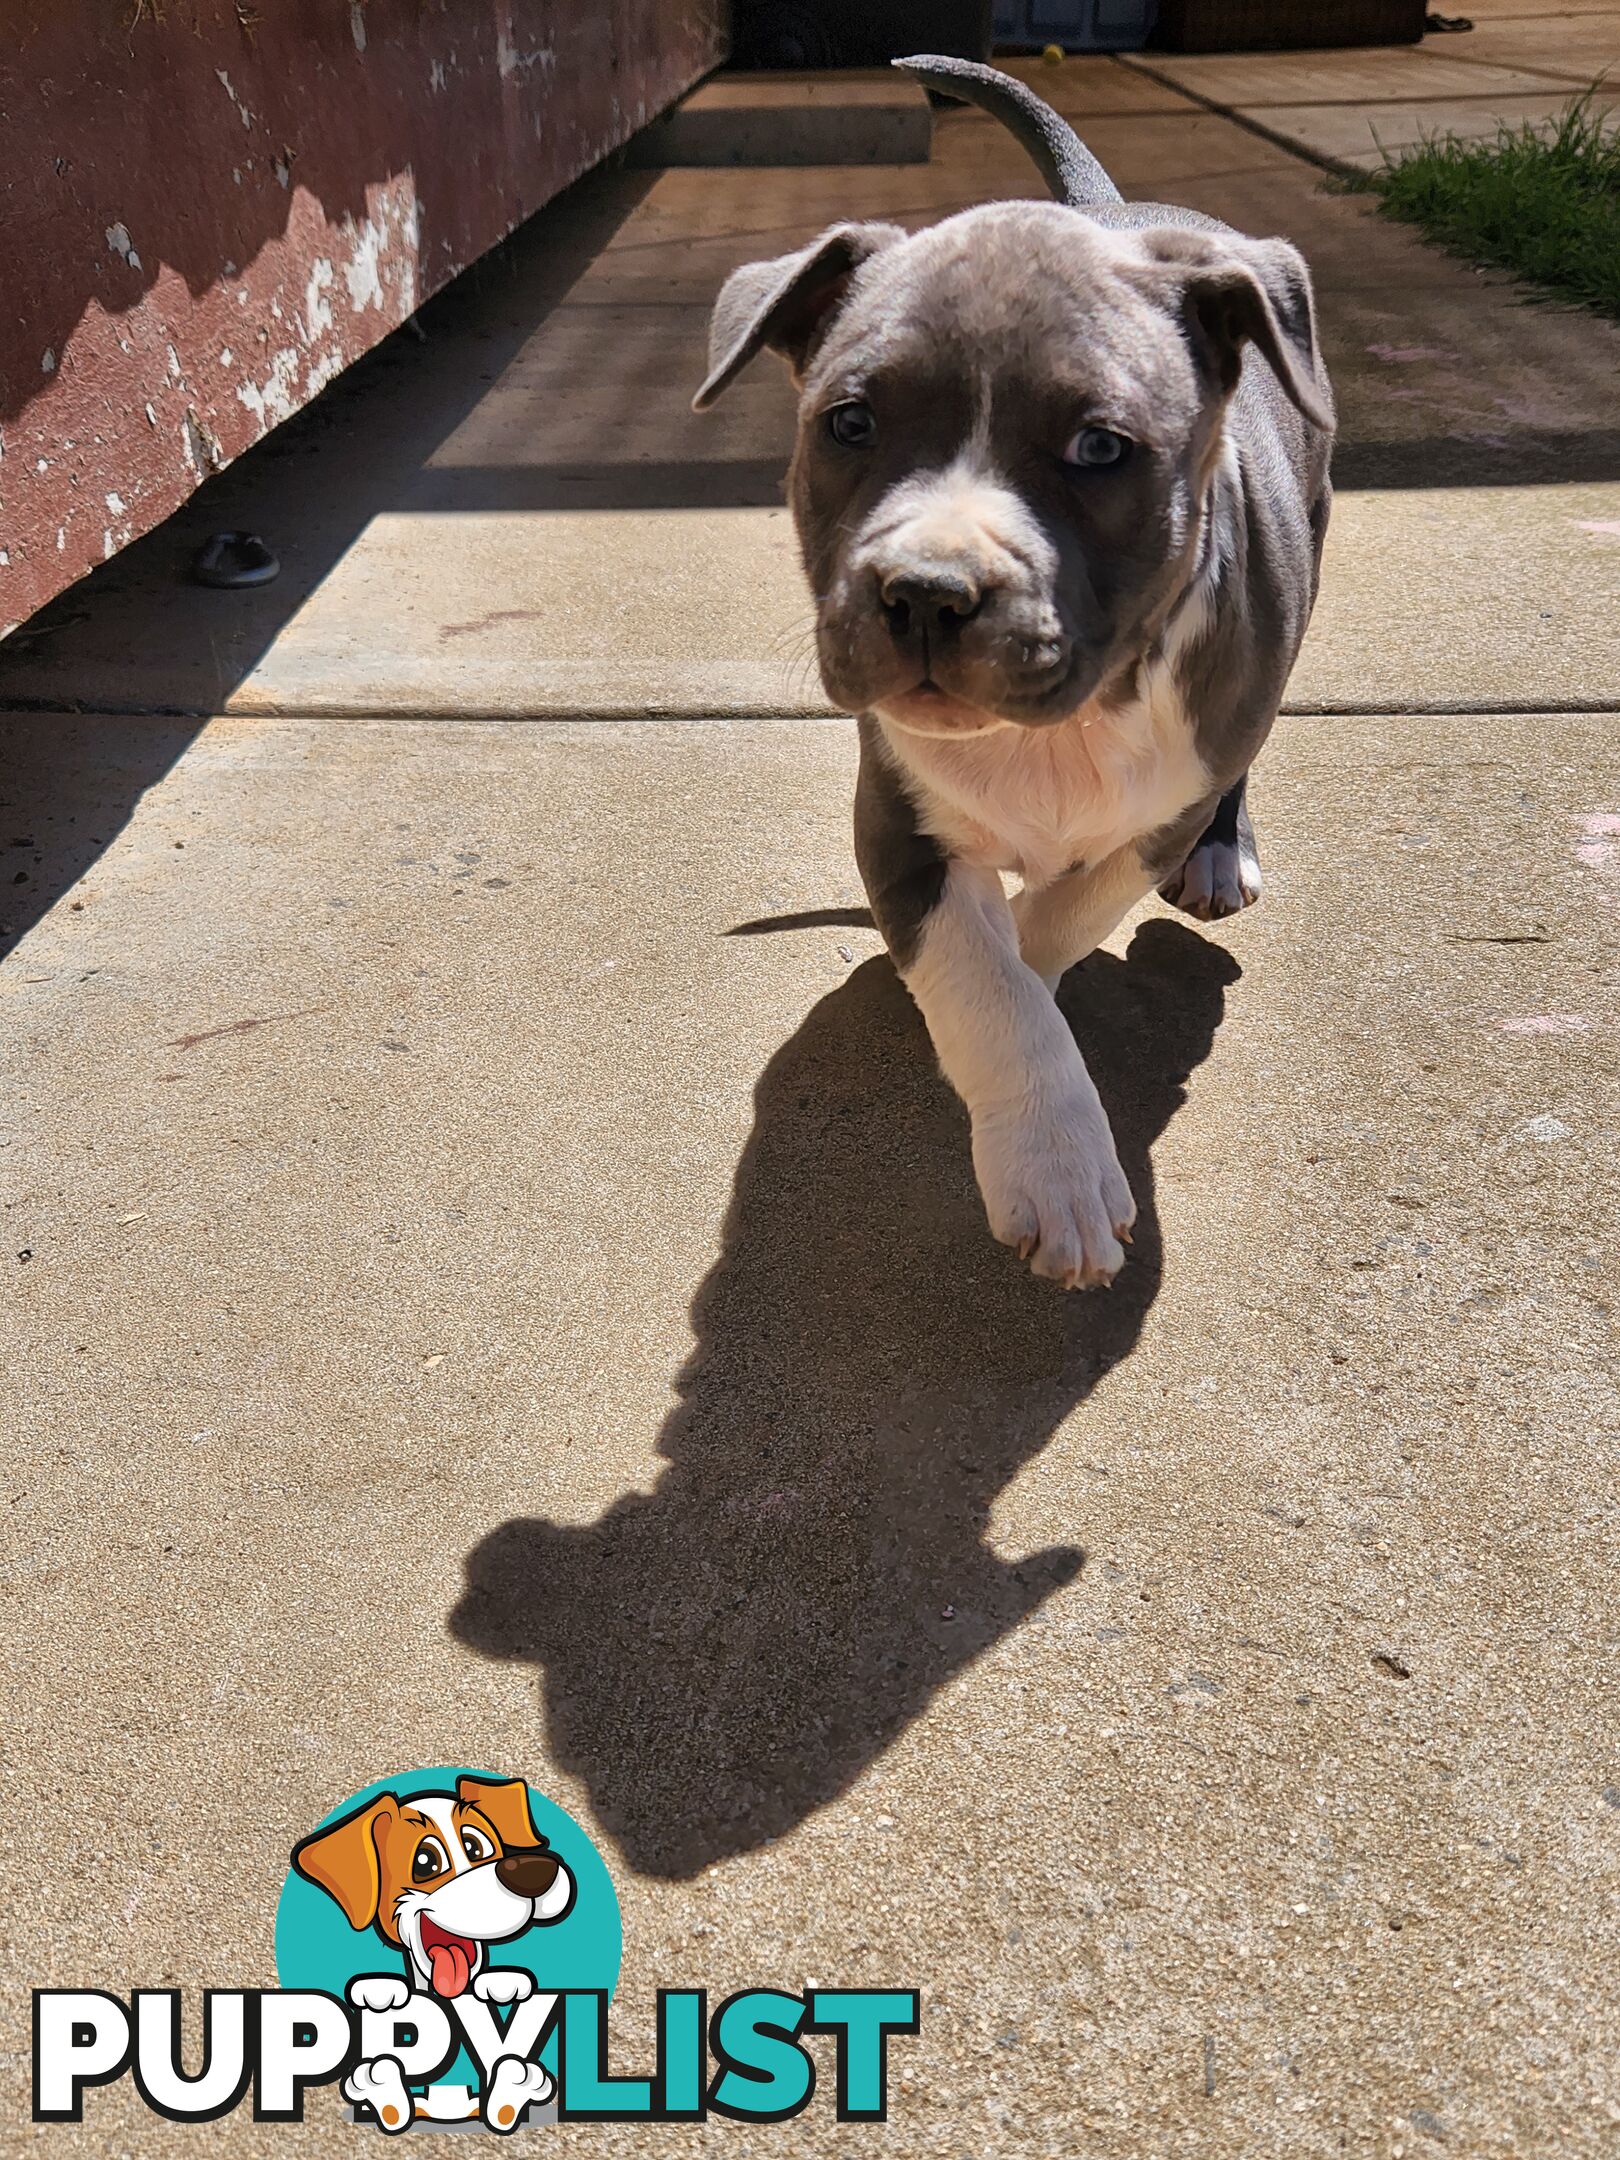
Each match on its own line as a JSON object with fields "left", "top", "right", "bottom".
{"left": 1158, "top": 772, "right": 1261, "bottom": 922}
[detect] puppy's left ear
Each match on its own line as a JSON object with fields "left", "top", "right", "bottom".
{"left": 291, "top": 1795, "right": 398, "bottom": 1930}
{"left": 458, "top": 1773, "right": 541, "bottom": 1851}
{"left": 692, "top": 221, "right": 906, "bottom": 411}
{"left": 1144, "top": 228, "right": 1332, "bottom": 432}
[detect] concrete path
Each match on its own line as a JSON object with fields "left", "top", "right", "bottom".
{"left": 1131, "top": 0, "right": 1620, "bottom": 168}
{"left": 6, "top": 707, "right": 1619, "bottom": 2156}
{"left": 4, "top": 44, "right": 1620, "bottom": 2160}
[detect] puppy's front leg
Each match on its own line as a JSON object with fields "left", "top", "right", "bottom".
{"left": 1012, "top": 843, "right": 1159, "bottom": 991}
{"left": 855, "top": 726, "right": 1134, "bottom": 1286}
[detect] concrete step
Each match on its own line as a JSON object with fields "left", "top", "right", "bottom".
{"left": 628, "top": 68, "right": 933, "bottom": 167}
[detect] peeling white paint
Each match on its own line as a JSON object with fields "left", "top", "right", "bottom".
{"left": 41, "top": 349, "right": 55, "bottom": 373}
{"left": 166, "top": 345, "right": 182, "bottom": 381}
{"left": 429, "top": 58, "right": 447, "bottom": 91}
{"left": 183, "top": 409, "right": 225, "bottom": 476}
{"left": 350, "top": 3, "right": 367, "bottom": 52}
{"left": 105, "top": 221, "right": 142, "bottom": 271}
{"left": 496, "top": 31, "right": 555, "bottom": 78}
{"left": 105, "top": 491, "right": 126, "bottom": 515}
{"left": 103, "top": 530, "right": 115, "bottom": 559}
{"left": 215, "top": 67, "right": 254, "bottom": 128}
{"left": 219, "top": 348, "right": 234, "bottom": 368}
{"left": 236, "top": 346, "right": 302, "bottom": 429}
{"left": 304, "top": 258, "right": 334, "bottom": 342}
{"left": 56, "top": 530, "right": 66, "bottom": 552}
{"left": 343, "top": 220, "right": 386, "bottom": 312}
{"left": 145, "top": 403, "right": 157, "bottom": 427}
{"left": 274, "top": 153, "right": 292, "bottom": 190}
{"left": 36, "top": 458, "right": 48, "bottom": 474}
{"left": 304, "top": 349, "right": 344, "bottom": 400}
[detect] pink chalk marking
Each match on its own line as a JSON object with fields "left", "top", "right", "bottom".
{"left": 1571, "top": 815, "right": 1620, "bottom": 905}
{"left": 1497, "top": 1015, "right": 1592, "bottom": 1036}
{"left": 1574, "top": 520, "right": 1620, "bottom": 538}
{"left": 1365, "top": 343, "right": 1457, "bottom": 364}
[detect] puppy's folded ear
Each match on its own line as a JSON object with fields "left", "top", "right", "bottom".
{"left": 692, "top": 221, "right": 905, "bottom": 411}
{"left": 291, "top": 1795, "right": 398, "bottom": 1930}
{"left": 1141, "top": 228, "right": 1332, "bottom": 432}
{"left": 457, "top": 1772, "right": 541, "bottom": 1852}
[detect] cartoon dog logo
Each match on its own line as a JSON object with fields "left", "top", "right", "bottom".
{"left": 293, "top": 1774, "right": 574, "bottom": 2130}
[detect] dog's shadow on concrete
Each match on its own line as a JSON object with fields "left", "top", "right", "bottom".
{"left": 449, "top": 917, "right": 1238, "bottom": 1879}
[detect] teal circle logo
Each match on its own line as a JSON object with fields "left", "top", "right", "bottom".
{"left": 274, "top": 1768, "right": 619, "bottom": 2122}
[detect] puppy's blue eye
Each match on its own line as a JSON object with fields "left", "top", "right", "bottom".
{"left": 1063, "top": 426, "right": 1130, "bottom": 468}
{"left": 827, "top": 400, "right": 876, "bottom": 448}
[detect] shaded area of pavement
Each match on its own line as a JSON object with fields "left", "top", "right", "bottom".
{"left": 3, "top": 710, "right": 1617, "bottom": 2154}
{"left": 1, "top": 48, "right": 1617, "bottom": 725}
{"left": 0, "top": 711, "right": 203, "bottom": 963}
{"left": 450, "top": 919, "right": 1237, "bottom": 1877}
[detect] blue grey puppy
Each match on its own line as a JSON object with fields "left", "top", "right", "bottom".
{"left": 694, "top": 57, "right": 1333, "bottom": 1288}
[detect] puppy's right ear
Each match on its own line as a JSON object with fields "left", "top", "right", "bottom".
{"left": 692, "top": 221, "right": 905, "bottom": 411}
{"left": 291, "top": 1795, "right": 399, "bottom": 1931}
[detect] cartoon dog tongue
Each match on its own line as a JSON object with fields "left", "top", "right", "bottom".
{"left": 425, "top": 1931, "right": 474, "bottom": 1997}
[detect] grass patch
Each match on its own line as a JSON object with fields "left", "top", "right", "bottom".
{"left": 1372, "top": 93, "right": 1620, "bottom": 320}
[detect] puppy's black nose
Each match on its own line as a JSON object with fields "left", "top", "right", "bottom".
{"left": 495, "top": 1846, "right": 561, "bottom": 1898}
{"left": 879, "top": 567, "right": 986, "bottom": 634}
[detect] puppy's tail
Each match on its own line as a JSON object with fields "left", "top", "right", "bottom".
{"left": 894, "top": 54, "right": 1122, "bottom": 208}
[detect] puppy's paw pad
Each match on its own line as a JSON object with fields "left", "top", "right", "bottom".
{"left": 347, "top": 1975, "right": 411, "bottom": 2013}
{"left": 344, "top": 2059, "right": 414, "bottom": 2133}
{"left": 484, "top": 2058, "right": 554, "bottom": 2133}
{"left": 1160, "top": 838, "right": 1260, "bottom": 922}
{"left": 473, "top": 1968, "right": 536, "bottom": 2006}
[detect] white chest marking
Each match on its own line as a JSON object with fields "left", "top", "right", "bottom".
{"left": 883, "top": 665, "right": 1211, "bottom": 890}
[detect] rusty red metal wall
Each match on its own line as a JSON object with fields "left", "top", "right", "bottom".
{"left": 0, "top": 0, "right": 724, "bottom": 638}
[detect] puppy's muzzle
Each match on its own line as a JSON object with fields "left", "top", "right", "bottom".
{"left": 879, "top": 564, "right": 987, "bottom": 635}
{"left": 495, "top": 1846, "right": 563, "bottom": 1899}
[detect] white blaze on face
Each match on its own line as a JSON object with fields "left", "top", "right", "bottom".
{"left": 394, "top": 1795, "right": 537, "bottom": 1999}
{"left": 860, "top": 451, "right": 1054, "bottom": 605}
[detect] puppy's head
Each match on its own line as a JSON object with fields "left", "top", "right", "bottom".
{"left": 292, "top": 1775, "right": 575, "bottom": 1997}
{"left": 695, "top": 200, "right": 1329, "bottom": 736}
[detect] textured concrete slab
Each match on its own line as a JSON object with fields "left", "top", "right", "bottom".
{"left": 4, "top": 707, "right": 1619, "bottom": 2155}
{"left": 628, "top": 69, "right": 934, "bottom": 166}
{"left": 1129, "top": 12, "right": 1620, "bottom": 169}
{"left": 1, "top": 57, "right": 1617, "bottom": 723}
{"left": 1134, "top": 45, "right": 1595, "bottom": 104}
{"left": 1451, "top": 7, "right": 1620, "bottom": 80}
{"left": 1254, "top": 88, "right": 1620, "bottom": 169}
{"left": 1471, "top": 0, "right": 1620, "bottom": 13}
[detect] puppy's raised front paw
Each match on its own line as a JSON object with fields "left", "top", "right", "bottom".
{"left": 347, "top": 1974, "right": 411, "bottom": 2013}
{"left": 484, "top": 2057, "right": 554, "bottom": 2133}
{"left": 473, "top": 1968, "right": 535, "bottom": 2006}
{"left": 1159, "top": 835, "right": 1260, "bottom": 921}
{"left": 973, "top": 1099, "right": 1135, "bottom": 1288}
{"left": 344, "top": 2058, "right": 414, "bottom": 2134}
